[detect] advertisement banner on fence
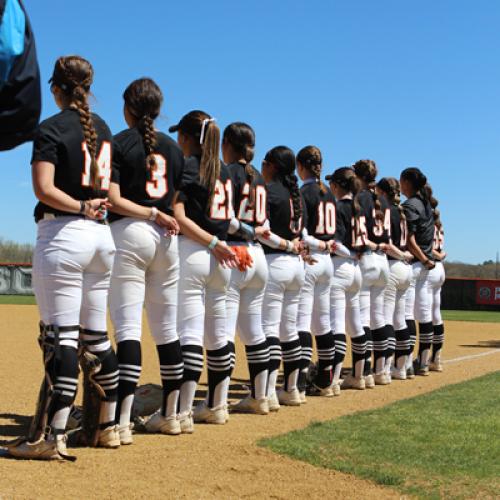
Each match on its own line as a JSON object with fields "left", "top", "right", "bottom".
{"left": 0, "top": 264, "right": 33, "bottom": 295}
{"left": 476, "top": 280, "right": 500, "bottom": 305}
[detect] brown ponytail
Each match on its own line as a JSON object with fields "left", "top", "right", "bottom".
{"left": 123, "top": 78, "right": 163, "bottom": 173}
{"left": 377, "top": 177, "right": 405, "bottom": 222}
{"left": 297, "top": 145, "right": 327, "bottom": 194}
{"left": 353, "top": 158, "right": 383, "bottom": 222}
{"left": 199, "top": 120, "right": 221, "bottom": 211}
{"left": 328, "top": 166, "right": 362, "bottom": 216}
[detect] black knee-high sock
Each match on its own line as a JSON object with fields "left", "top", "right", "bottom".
{"left": 314, "top": 331, "right": 335, "bottom": 388}
{"left": 372, "top": 326, "right": 387, "bottom": 374}
{"left": 206, "top": 345, "right": 231, "bottom": 408}
{"left": 48, "top": 345, "right": 79, "bottom": 430}
{"left": 432, "top": 324, "right": 445, "bottom": 362}
{"left": 385, "top": 324, "right": 396, "bottom": 367}
{"left": 406, "top": 319, "right": 417, "bottom": 357}
{"left": 281, "top": 339, "right": 301, "bottom": 392}
{"left": 351, "top": 334, "right": 367, "bottom": 379}
{"left": 297, "top": 331, "right": 313, "bottom": 392}
{"left": 333, "top": 333, "right": 347, "bottom": 381}
{"left": 178, "top": 345, "right": 203, "bottom": 415}
{"left": 395, "top": 327, "right": 410, "bottom": 369}
{"left": 228, "top": 340, "right": 236, "bottom": 378}
{"left": 245, "top": 340, "right": 270, "bottom": 399}
{"left": 418, "top": 322, "right": 434, "bottom": 368}
{"left": 116, "top": 340, "right": 142, "bottom": 424}
{"left": 81, "top": 329, "right": 119, "bottom": 429}
{"left": 267, "top": 336, "right": 281, "bottom": 395}
{"left": 157, "top": 340, "right": 183, "bottom": 417}
{"left": 363, "top": 327, "right": 373, "bottom": 375}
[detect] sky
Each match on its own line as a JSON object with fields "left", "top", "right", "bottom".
{"left": 0, "top": 0, "right": 499, "bottom": 264}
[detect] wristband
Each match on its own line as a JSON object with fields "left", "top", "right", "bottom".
{"left": 285, "top": 240, "right": 293, "bottom": 253}
{"left": 149, "top": 207, "right": 158, "bottom": 221}
{"left": 208, "top": 236, "right": 219, "bottom": 250}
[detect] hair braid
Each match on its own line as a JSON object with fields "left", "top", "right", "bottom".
{"left": 139, "top": 115, "right": 158, "bottom": 170}
{"left": 283, "top": 173, "right": 302, "bottom": 230}
{"left": 297, "top": 146, "right": 327, "bottom": 194}
{"left": 70, "top": 88, "right": 99, "bottom": 191}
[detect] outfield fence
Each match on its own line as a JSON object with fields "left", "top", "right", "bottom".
{"left": 0, "top": 263, "right": 33, "bottom": 295}
{"left": 0, "top": 265, "right": 499, "bottom": 310}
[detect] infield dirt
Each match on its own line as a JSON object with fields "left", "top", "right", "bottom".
{"left": 1, "top": 305, "right": 499, "bottom": 499}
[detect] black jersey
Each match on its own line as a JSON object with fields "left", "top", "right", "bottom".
{"left": 109, "top": 128, "right": 184, "bottom": 222}
{"left": 301, "top": 181, "right": 336, "bottom": 241}
{"left": 227, "top": 162, "right": 267, "bottom": 243}
{"left": 31, "top": 108, "right": 112, "bottom": 222}
{"left": 176, "top": 156, "right": 232, "bottom": 240}
{"left": 264, "top": 180, "right": 305, "bottom": 254}
{"left": 335, "top": 197, "right": 359, "bottom": 251}
{"left": 403, "top": 195, "right": 435, "bottom": 260}
{"left": 356, "top": 189, "right": 390, "bottom": 247}
{"left": 388, "top": 204, "right": 408, "bottom": 251}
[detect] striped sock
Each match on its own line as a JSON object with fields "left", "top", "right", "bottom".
{"left": 432, "top": 324, "right": 445, "bottom": 362}
{"left": 298, "top": 331, "right": 313, "bottom": 392}
{"left": 179, "top": 345, "right": 203, "bottom": 416}
{"left": 281, "top": 339, "right": 301, "bottom": 392}
{"left": 395, "top": 327, "right": 410, "bottom": 370}
{"left": 206, "top": 345, "right": 232, "bottom": 409}
{"left": 245, "top": 341, "right": 270, "bottom": 400}
{"left": 333, "top": 333, "right": 347, "bottom": 382}
{"left": 315, "top": 331, "right": 335, "bottom": 388}
{"left": 157, "top": 340, "right": 183, "bottom": 418}
{"left": 116, "top": 340, "right": 142, "bottom": 427}
{"left": 418, "top": 322, "right": 434, "bottom": 368}
{"left": 351, "top": 334, "right": 367, "bottom": 379}
{"left": 267, "top": 336, "right": 281, "bottom": 396}
{"left": 363, "top": 327, "right": 373, "bottom": 375}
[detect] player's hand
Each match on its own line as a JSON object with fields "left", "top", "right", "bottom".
{"left": 327, "top": 240, "right": 337, "bottom": 254}
{"left": 155, "top": 212, "right": 180, "bottom": 236}
{"left": 84, "top": 198, "right": 111, "bottom": 220}
{"left": 403, "top": 251, "right": 414, "bottom": 263}
{"left": 255, "top": 226, "right": 271, "bottom": 239}
{"left": 212, "top": 241, "right": 238, "bottom": 268}
{"left": 379, "top": 243, "right": 389, "bottom": 253}
{"left": 232, "top": 246, "right": 254, "bottom": 272}
{"left": 424, "top": 259, "right": 436, "bottom": 270}
{"left": 291, "top": 238, "right": 301, "bottom": 255}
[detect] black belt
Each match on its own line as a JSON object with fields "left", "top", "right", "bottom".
{"left": 39, "top": 213, "right": 107, "bottom": 225}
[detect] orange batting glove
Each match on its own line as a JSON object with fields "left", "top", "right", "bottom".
{"left": 232, "top": 246, "right": 254, "bottom": 272}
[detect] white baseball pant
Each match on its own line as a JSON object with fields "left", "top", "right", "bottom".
{"left": 428, "top": 261, "right": 445, "bottom": 325}
{"left": 384, "top": 260, "right": 412, "bottom": 331}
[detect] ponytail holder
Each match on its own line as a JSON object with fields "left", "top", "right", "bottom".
{"left": 200, "top": 117, "right": 216, "bottom": 145}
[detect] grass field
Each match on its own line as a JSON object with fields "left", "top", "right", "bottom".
{"left": 0, "top": 295, "right": 36, "bottom": 305}
{"left": 261, "top": 371, "right": 500, "bottom": 499}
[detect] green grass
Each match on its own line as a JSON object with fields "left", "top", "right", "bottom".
{"left": 261, "top": 371, "right": 500, "bottom": 499}
{"left": 442, "top": 309, "right": 500, "bottom": 323}
{"left": 0, "top": 294, "right": 36, "bottom": 305}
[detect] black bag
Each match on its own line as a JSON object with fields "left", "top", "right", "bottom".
{"left": 0, "top": 0, "right": 41, "bottom": 151}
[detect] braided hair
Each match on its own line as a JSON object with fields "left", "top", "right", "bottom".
{"left": 223, "top": 122, "right": 256, "bottom": 207}
{"left": 264, "top": 146, "right": 302, "bottom": 231}
{"left": 353, "top": 159, "right": 383, "bottom": 222}
{"left": 377, "top": 177, "right": 405, "bottom": 222}
{"left": 123, "top": 78, "right": 163, "bottom": 172}
{"left": 401, "top": 167, "right": 431, "bottom": 202}
{"left": 50, "top": 56, "right": 99, "bottom": 191}
{"left": 297, "top": 146, "right": 327, "bottom": 194}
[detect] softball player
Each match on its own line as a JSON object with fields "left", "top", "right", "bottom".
{"left": 353, "top": 160, "right": 390, "bottom": 386}
{"left": 108, "top": 78, "right": 184, "bottom": 442}
{"left": 376, "top": 178, "right": 413, "bottom": 380}
{"left": 10, "top": 56, "right": 119, "bottom": 460}
{"left": 429, "top": 195, "right": 446, "bottom": 372}
{"left": 327, "top": 167, "right": 368, "bottom": 390}
{"left": 223, "top": 122, "right": 271, "bottom": 415}
{"left": 296, "top": 146, "right": 336, "bottom": 398}
{"left": 400, "top": 168, "right": 436, "bottom": 376}
{"left": 260, "top": 146, "right": 305, "bottom": 408}
{"left": 172, "top": 111, "right": 238, "bottom": 430}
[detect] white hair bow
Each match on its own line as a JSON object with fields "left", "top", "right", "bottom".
{"left": 200, "top": 117, "right": 216, "bottom": 145}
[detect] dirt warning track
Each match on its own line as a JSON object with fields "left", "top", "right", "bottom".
{"left": 0, "top": 304, "right": 498, "bottom": 499}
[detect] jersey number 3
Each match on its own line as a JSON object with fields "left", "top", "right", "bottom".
{"left": 81, "top": 141, "right": 111, "bottom": 190}
{"left": 146, "top": 154, "right": 168, "bottom": 199}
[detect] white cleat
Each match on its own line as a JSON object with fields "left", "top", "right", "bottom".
{"left": 299, "top": 390, "right": 307, "bottom": 404}
{"left": 193, "top": 401, "right": 226, "bottom": 425}
{"left": 429, "top": 361, "right": 443, "bottom": 372}
{"left": 98, "top": 425, "right": 121, "bottom": 448}
{"left": 364, "top": 374, "right": 375, "bottom": 389}
{"left": 374, "top": 373, "right": 391, "bottom": 385}
{"left": 332, "top": 382, "right": 341, "bottom": 396}
{"left": 118, "top": 423, "right": 134, "bottom": 445}
{"left": 391, "top": 368, "right": 407, "bottom": 381}
{"left": 145, "top": 411, "right": 181, "bottom": 435}
{"left": 230, "top": 396, "right": 269, "bottom": 415}
{"left": 179, "top": 412, "right": 194, "bottom": 434}
{"left": 277, "top": 388, "right": 302, "bottom": 406}
{"left": 8, "top": 433, "right": 71, "bottom": 461}
{"left": 267, "top": 392, "right": 280, "bottom": 412}
{"left": 341, "top": 374, "right": 366, "bottom": 390}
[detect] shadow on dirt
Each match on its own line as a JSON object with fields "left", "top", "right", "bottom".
{"left": 0, "top": 413, "right": 31, "bottom": 444}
